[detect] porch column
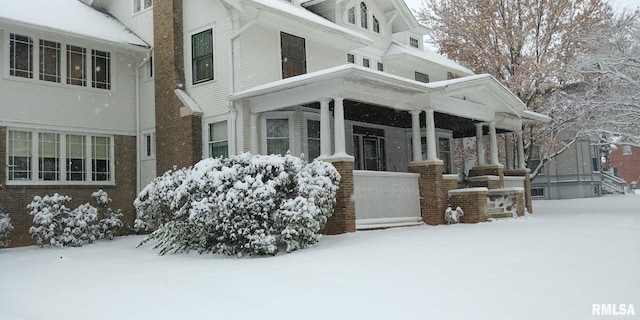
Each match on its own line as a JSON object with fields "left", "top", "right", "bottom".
{"left": 475, "top": 123, "right": 486, "bottom": 166}
{"left": 516, "top": 130, "right": 526, "bottom": 169}
{"left": 505, "top": 133, "right": 515, "bottom": 170}
{"left": 333, "top": 97, "right": 347, "bottom": 157}
{"left": 425, "top": 109, "right": 438, "bottom": 161}
{"left": 488, "top": 121, "right": 500, "bottom": 165}
{"left": 319, "top": 98, "right": 331, "bottom": 158}
{"left": 250, "top": 112, "right": 259, "bottom": 154}
{"left": 410, "top": 110, "right": 423, "bottom": 162}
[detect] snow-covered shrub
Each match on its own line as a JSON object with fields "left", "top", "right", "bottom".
{"left": 0, "top": 212, "right": 13, "bottom": 247}
{"left": 28, "top": 194, "right": 72, "bottom": 247}
{"left": 65, "top": 203, "right": 99, "bottom": 246}
{"left": 92, "top": 190, "right": 123, "bottom": 240}
{"left": 136, "top": 153, "right": 340, "bottom": 256}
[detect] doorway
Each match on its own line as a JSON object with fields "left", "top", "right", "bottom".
{"left": 353, "top": 126, "right": 386, "bottom": 171}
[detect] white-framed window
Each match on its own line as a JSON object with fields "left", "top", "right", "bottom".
{"left": 262, "top": 113, "right": 294, "bottom": 156}
{"left": 410, "top": 37, "right": 420, "bottom": 48}
{"left": 531, "top": 187, "right": 545, "bottom": 197}
{"left": 142, "top": 132, "right": 155, "bottom": 159}
{"left": 6, "top": 129, "right": 114, "bottom": 185}
{"left": 360, "top": 2, "right": 368, "bottom": 29}
{"left": 347, "top": 6, "right": 356, "bottom": 24}
{"left": 134, "top": 0, "right": 153, "bottom": 13}
{"left": 67, "top": 45, "right": 87, "bottom": 86}
{"left": 191, "top": 28, "right": 214, "bottom": 84}
{"left": 305, "top": 115, "right": 321, "bottom": 161}
{"left": 347, "top": 53, "right": 355, "bottom": 64}
{"left": 373, "top": 16, "right": 380, "bottom": 33}
{"left": 623, "top": 145, "right": 632, "bottom": 155}
{"left": 9, "top": 33, "right": 33, "bottom": 78}
{"left": 92, "top": 50, "right": 111, "bottom": 89}
{"left": 377, "top": 62, "right": 384, "bottom": 71}
{"left": 415, "top": 71, "right": 430, "bottom": 83}
{"left": 39, "top": 39, "right": 61, "bottom": 83}
{"left": 208, "top": 121, "right": 229, "bottom": 158}
{"left": 362, "top": 57, "right": 370, "bottom": 68}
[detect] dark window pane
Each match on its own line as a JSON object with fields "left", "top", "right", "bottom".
{"left": 281, "top": 32, "right": 306, "bottom": 78}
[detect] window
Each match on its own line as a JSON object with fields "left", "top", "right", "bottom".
{"left": 410, "top": 37, "right": 419, "bottom": 48}
{"left": 347, "top": 6, "right": 356, "bottom": 24}
{"left": 439, "top": 137, "right": 452, "bottom": 174}
{"left": 531, "top": 188, "right": 545, "bottom": 197}
{"left": 529, "top": 145, "right": 542, "bottom": 172}
{"left": 266, "top": 119, "right": 290, "bottom": 155}
{"left": 307, "top": 119, "right": 320, "bottom": 160}
{"left": 9, "top": 34, "right": 33, "bottom": 78}
{"left": 360, "top": 2, "right": 368, "bottom": 29}
{"left": 447, "top": 72, "right": 459, "bottom": 80}
{"left": 623, "top": 145, "right": 632, "bottom": 155}
{"left": 143, "top": 132, "right": 155, "bottom": 158}
{"left": 92, "top": 50, "right": 111, "bottom": 89}
{"left": 362, "top": 58, "right": 370, "bottom": 68}
{"left": 347, "top": 53, "right": 355, "bottom": 64}
{"left": 92, "top": 136, "right": 111, "bottom": 181}
{"left": 134, "top": 0, "right": 153, "bottom": 13}
{"left": 39, "top": 40, "right": 61, "bottom": 83}
{"left": 66, "top": 134, "right": 86, "bottom": 181}
{"left": 192, "top": 29, "right": 214, "bottom": 84}
{"left": 281, "top": 32, "right": 306, "bottom": 79}
{"left": 38, "top": 132, "right": 60, "bottom": 181}
{"left": 148, "top": 54, "right": 154, "bottom": 79}
{"left": 6, "top": 130, "right": 113, "bottom": 184}
{"left": 377, "top": 62, "right": 384, "bottom": 71}
{"left": 67, "top": 45, "right": 86, "bottom": 86}
{"left": 208, "top": 122, "right": 228, "bottom": 158}
{"left": 373, "top": 16, "right": 380, "bottom": 33}
{"left": 7, "top": 130, "right": 32, "bottom": 180}
{"left": 415, "top": 71, "right": 430, "bottom": 83}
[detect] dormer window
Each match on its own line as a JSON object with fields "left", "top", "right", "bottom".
{"left": 348, "top": 6, "right": 356, "bottom": 24}
{"left": 360, "top": 2, "right": 368, "bottom": 29}
{"left": 134, "top": 0, "right": 152, "bottom": 13}
{"left": 373, "top": 16, "right": 380, "bottom": 33}
{"left": 410, "top": 37, "right": 419, "bottom": 48}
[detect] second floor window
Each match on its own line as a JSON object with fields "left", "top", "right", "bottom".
{"left": 67, "top": 45, "right": 87, "bottom": 86}
{"left": 281, "top": 32, "right": 306, "bottom": 79}
{"left": 192, "top": 29, "right": 214, "bottom": 84}
{"left": 410, "top": 37, "right": 419, "bottom": 48}
{"left": 373, "top": 16, "right": 380, "bottom": 33}
{"left": 9, "top": 34, "right": 33, "bottom": 78}
{"left": 348, "top": 6, "right": 356, "bottom": 24}
{"left": 92, "top": 50, "right": 111, "bottom": 89}
{"left": 360, "top": 2, "right": 368, "bottom": 29}
{"left": 134, "top": 0, "right": 153, "bottom": 13}
{"left": 415, "top": 71, "right": 430, "bottom": 83}
{"left": 39, "top": 40, "right": 60, "bottom": 83}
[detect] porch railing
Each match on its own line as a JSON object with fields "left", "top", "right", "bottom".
{"left": 601, "top": 171, "right": 627, "bottom": 194}
{"left": 503, "top": 176, "right": 526, "bottom": 190}
{"left": 353, "top": 170, "right": 422, "bottom": 229}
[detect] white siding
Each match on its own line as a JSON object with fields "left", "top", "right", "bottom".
{"left": 102, "top": 1, "right": 154, "bottom": 44}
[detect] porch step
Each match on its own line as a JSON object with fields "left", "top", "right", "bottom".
{"left": 487, "top": 207, "right": 513, "bottom": 219}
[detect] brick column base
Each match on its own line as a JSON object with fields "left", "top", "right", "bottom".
{"left": 322, "top": 158, "right": 355, "bottom": 235}
{"left": 469, "top": 165, "right": 504, "bottom": 188}
{"left": 408, "top": 160, "right": 446, "bottom": 225}
{"left": 449, "top": 188, "right": 489, "bottom": 223}
{"left": 505, "top": 169, "right": 533, "bottom": 213}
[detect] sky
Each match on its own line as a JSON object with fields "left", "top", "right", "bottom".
{"left": 403, "top": 0, "right": 639, "bottom": 15}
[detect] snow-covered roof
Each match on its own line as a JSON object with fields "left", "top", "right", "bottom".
{"left": 0, "top": 0, "right": 148, "bottom": 48}
{"left": 385, "top": 41, "right": 474, "bottom": 76}
{"left": 246, "top": 0, "right": 373, "bottom": 45}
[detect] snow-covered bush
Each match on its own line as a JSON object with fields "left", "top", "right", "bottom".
{"left": 28, "top": 194, "right": 73, "bottom": 247}
{"left": 65, "top": 203, "right": 99, "bottom": 246}
{"left": 92, "top": 190, "right": 123, "bottom": 240}
{"left": 0, "top": 212, "right": 13, "bottom": 247}
{"left": 136, "top": 153, "right": 340, "bottom": 256}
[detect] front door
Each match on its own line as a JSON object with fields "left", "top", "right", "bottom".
{"left": 353, "top": 126, "right": 386, "bottom": 171}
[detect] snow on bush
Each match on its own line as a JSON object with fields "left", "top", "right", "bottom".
{"left": 0, "top": 212, "right": 13, "bottom": 247}
{"left": 28, "top": 190, "right": 123, "bottom": 248}
{"left": 135, "top": 153, "right": 340, "bottom": 256}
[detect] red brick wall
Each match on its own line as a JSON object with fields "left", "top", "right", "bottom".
{"left": 322, "top": 160, "right": 356, "bottom": 235}
{"left": 154, "top": 0, "right": 202, "bottom": 174}
{"left": 409, "top": 161, "right": 447, "bottom": 225}
{"left": 450, "top": 188, "right": 489, "bottom": 223}
{"left": 0, "top": 128, "right": 137, "bottom": 248}
{"left": 609, "top": 145, "right": 640, "bottom": 188}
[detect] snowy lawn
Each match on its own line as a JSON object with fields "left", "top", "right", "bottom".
{"left": 1, "top": 195, "right": 639, "bottom": 320}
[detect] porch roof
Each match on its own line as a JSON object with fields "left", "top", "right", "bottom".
{"left": 228, "top": 64, "right": 550, "bottom": 125}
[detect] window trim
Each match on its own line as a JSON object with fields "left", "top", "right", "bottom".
{"left": 142, "top": 131, "right": 155, "bottom": 159}
{"left": 207, "top": 120, "right": 229, "bottom": 159}
{"left": 261, "top": 112, "right": 295, "bottom": 156}
{"left": 6, "top": 128, "right": 115, "bottom": 186}
{"left": 133, "top": 0, "right": 153, "bottom": 14}
{"left": 622, "top": 145, "right": 632, "bottom": 156}
{"left": 303, "top": 113, "right": 322, "bottom": 161}
{"left": 415, "top": 71, "right": 430, "bottom": 83}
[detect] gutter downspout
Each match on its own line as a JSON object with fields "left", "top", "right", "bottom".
{"left": 135, "top": 51, "right": 151, "bottom": 192}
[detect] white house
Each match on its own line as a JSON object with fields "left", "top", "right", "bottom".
{"left": 0, "top": 0, "right": 550, "bottom": 247}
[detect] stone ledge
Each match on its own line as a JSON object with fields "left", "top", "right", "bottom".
{"left": 448, "top": 187, "right": 489, "bottom": 194}
{"left": 467, "top": 175, "right": 501, "bottom": 181}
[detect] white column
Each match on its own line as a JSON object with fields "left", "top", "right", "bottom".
{"left": 333, "top": 97, "right": 347, "bottom": 156}
{"left": 410, "top": 110, "right": 423, "bottom": 162}
{"left": 489, "top": 121, "right": 499, "bottom": 165}
{"left": 320, "top": 99, "right": 331, "bottom": 158}
{"left": 475, "top": 123, "right": 486, "bottom": 166}
{"left": 425, "top": 109, "right": 438, "bottom": 161}
{"left": 517, "top": 130, "right": 526, "bottom": 169}
{"left": 505, "top": 133, "right": 515, "bottom": 170}
{"left": 250, "top": 112, "right": 259, "bottom": 155}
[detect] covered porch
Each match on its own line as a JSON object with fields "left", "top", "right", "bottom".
{"left": 228, "top": 64, "right": 550, "bottom": 233}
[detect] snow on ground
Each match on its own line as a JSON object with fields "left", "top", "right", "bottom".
{"left": 1, "top": 195, "right": 638, "bottom": 320}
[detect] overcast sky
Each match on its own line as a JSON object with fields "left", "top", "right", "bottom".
{"left": 403, "top": 0, "right": 639, "bottom": 15}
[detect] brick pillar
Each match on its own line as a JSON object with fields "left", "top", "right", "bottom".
{"left": 469, "top": 164, "right": 504, "bottom": 188}
{"left": 505, "top": 169, "right": 533, "bottom": 213}
{"left": 154, "top": 0, "right": 202, "bottom": 174}
{"left": 449, "top": 188, "right": 489, "bottom": 223}
{"left": 408, "top": 160, "right": 446, "bottom": 225}
{"left": 322, "top": 159, "right": 355, "bottom": 234}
